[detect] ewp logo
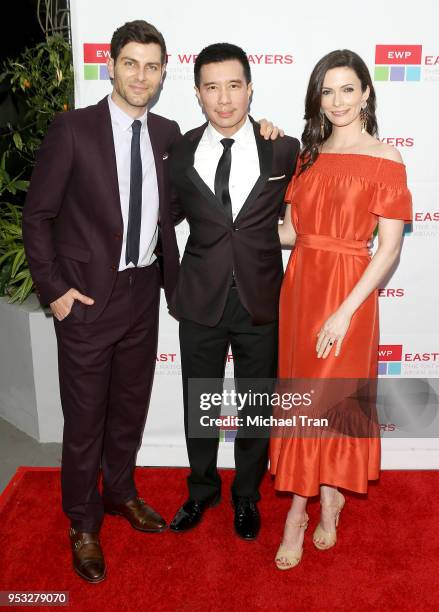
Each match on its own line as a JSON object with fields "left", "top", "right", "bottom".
{"left": 378, "top": 344, "right": 403, "bottom": 375}
{"left": 374, "top": 45, "right": 422, "bottom": 82}
{"left": 83, "top": 43, "right": 110, "bottom": 80}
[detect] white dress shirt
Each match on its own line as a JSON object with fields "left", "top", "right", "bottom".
{"left": 108, "top": 95, "right": 159, "bottom": 270}
{"left": 194, "top": 117, "right": 260, "bottom": 220}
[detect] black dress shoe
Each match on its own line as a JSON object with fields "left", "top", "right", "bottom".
{"left": 170, "top": 495, "right": 220, "bottom": 532}
{"left": 232, "top": 497, "right": 260, "bottom": 540}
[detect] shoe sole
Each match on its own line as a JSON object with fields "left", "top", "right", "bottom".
{"left": 169, "top": 523, "right": 198, "bottom": 533}
{"left": 234, "top": 529, "right": 258, "bottom": 541}
{"left": 275, "top": 561, "right": 301, "bottom": 570}
{"left": 169, "top": 496, "right": 222, "bottom": 533}
{"left": 74, "top": 566, "right": 106, "bottom": 583}
{"left": 313, "top": 540, "right": 336, "bottom": 551}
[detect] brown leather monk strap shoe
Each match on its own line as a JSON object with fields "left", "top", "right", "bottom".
{"left": 69, "top": 528, "right": 106, "bottom": 583}
{"left": 104, "top": 497, "right": 166, "bottom": 532}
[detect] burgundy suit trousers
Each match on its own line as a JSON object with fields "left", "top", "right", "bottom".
{"left": 54, "top": 264, "right": 160, "bottom": 532}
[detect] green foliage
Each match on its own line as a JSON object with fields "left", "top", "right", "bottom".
{"left": 0, "top": 203, "right": 33, "bottom": 303}
{"left": 0, "top": 35, "right": 73, "bottom": 303}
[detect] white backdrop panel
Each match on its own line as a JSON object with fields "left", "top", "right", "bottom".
{"left": 70, "top": 0, "right": 439, "bottom": 468}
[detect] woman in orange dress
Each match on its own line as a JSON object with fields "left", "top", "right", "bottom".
{"left": 269, "top": 49, "right": 412, "bottom": 570}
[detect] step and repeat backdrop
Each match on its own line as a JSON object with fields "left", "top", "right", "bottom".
{"left": 70, "top": 0, "right": 439, "bottom": 468}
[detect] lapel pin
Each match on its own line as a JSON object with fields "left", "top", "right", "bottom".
{"left": 162, "top": 152, "right": 169, "bottom": 160}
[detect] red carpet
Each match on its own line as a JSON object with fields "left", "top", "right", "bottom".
{"left": 0, "top": 467, "right": 438, "bottom": 611}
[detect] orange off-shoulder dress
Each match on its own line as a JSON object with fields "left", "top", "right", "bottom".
{"left": 269, "top": 153, "right": 412, "bottom": 496}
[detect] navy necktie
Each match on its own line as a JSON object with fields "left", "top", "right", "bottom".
{"left": 126, "top": 119, "right": 142, "bottom": 266}
{"left": 214, "top": 138, "right": 235, "bottom": 220}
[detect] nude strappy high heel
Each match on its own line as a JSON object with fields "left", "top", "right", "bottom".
{"left": 313, "top": 491, "right": 345, "bottom": 551}
{"left": 275, "top": 513, "right": 309, "bottom": 570}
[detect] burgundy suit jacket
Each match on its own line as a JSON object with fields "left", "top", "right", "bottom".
{"left": 23, "top": 97, "right": 181, "bottom": 322}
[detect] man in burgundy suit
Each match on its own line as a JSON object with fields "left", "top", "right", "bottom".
{"left": 22, "top": 20, "right": 180, "bottom": 583}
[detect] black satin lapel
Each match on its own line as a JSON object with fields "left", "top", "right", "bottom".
{"left": 184, "top": 125, "right": 231, "bottom": 220}
{"left": 96, "top": 98, "right": 123, "bottom": 228}
{"left": 234, "top": 122, "right": 273, "bottom": 223}
{"left": 186, "top": 166, "right": 225, "bottom": 213}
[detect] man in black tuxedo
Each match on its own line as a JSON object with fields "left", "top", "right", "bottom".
{"left": 169, "top": 43, "right": 300, "bottom": 539}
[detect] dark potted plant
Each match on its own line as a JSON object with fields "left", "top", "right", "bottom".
{"left": 0, "top": 32, "right": 73, "bottom": 302}
{"left": 0, "top": 1, "right": 73, "bottom": 442}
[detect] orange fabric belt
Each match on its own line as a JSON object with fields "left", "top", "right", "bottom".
{"left": 295, "top": 233, "right": 369, "bottom": 257}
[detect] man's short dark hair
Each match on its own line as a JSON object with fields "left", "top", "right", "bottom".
{"left": 194, "top": 43, "right": 251, "bottom": 88}
{"left": 110, "top": 20, "right": 167, "bottom": 64}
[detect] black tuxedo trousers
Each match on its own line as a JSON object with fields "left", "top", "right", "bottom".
{"left": 180, "top": 287, "right": 278, "bottom": 502}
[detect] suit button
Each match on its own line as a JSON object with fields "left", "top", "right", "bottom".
{"left": 110, "top": 265, "right": 117, "bottom": 272}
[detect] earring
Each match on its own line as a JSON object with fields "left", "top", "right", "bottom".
{"left": 360, "top": 102, "right": 368, "bottom": 134}
{"left": 320, "top": 113, "right": 325, "bottom": 139}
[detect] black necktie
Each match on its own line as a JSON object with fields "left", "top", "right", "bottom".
{"left": 126, "top": 119, "right": 142, "bottom": 266}
{"left": 214, "top": 138, "right": 235, "bottom": 220}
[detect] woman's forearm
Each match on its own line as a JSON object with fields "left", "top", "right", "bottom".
{"left": 278, "top": 225, "right": 296, "bottom": 246}
{"left": 340, "top": 243, "right": 402, "bottom": 317}
{"left": 278, "top": 205, "right": 297, "bottom": 247}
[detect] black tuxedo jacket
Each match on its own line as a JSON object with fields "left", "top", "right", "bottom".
{"left": 169, "top": 118, "right": 300, "bottom": 326}
{"left": 23, "top": 97, "right": 181, "bottom": 322}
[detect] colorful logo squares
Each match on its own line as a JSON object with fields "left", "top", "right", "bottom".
{"left": 84, "top": 64, "right": 110, "bottom": 80}
{"left": 374, "top": 44, "right": 422, "bottom": 81}
{"left": 378, "top": 361, "right": 402, "bottom": 375}
{"left": 374, "top": 66, "right": 421, "bottom": 81}
{"left": 83, "top": 43, "right": 111, "bottom": 80}
{"left": 378, "top": 344, "right": 403, "bottom": 375}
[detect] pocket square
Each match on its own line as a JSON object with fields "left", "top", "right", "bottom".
{"left": 268, "top": 174, "right": 286, "bottom": 181}
{"left": 162, "top": 152, "right": 169, "bottom": 160}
